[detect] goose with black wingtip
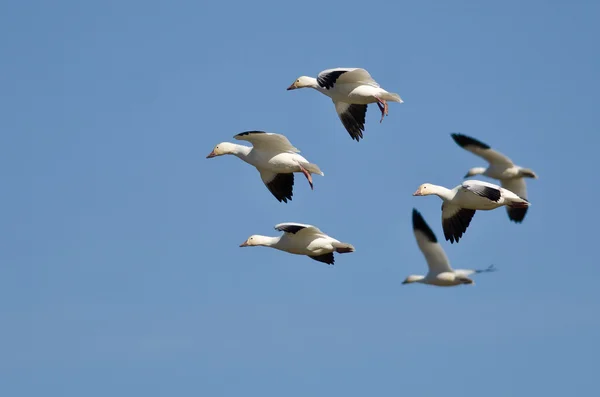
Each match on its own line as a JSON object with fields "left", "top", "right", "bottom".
{"left": 413, "top": 180, "right": 530, "bottom": 244}
{"left": 287, "top": 68, "right": 403, "bottom": 141}
{"left": 206, "top": 131, "right": 324, "bottom": 203}
{"left": 403, "top": 209, "right": 498, "bottom": 286}
{"left": 240, "top": 223, "right": 355, "bottom": 265}
{"left": 450, "top": 133, "right": 538, "bottom": 223}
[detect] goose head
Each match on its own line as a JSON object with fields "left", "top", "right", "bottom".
{"left": 239, "top": 235, "right": 266, "bottom": 247}
{"left": 413, "top": 183, "right": 436, "bottom": 196}
{"left": 402, "top": 275, "right": 425, "bottom": 284}
{"left": 287, "top": 76, "right": 315, "bottom": 90}
{"left": 206, "top": 142, "right": 237, "bottom": 158}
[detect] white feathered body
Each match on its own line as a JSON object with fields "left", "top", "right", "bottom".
{"left": 425, "top": 272, "right": 465, "bottom": 286}
{"left": 275, "top": 233, "right": 342, "bottom": 256}
{"left": 423, "top": 269, "right": 483, "bottom": 286}
{"left": 451, "top": 181, "right": 528, "bottom": 210}
{"left": 321, "top": 84, "right": 402, "bottom": 105}
{"left": 484, "top": 165, "right": 526, "bottom": 180}
{"left": 243, "top": 149, "right": 323, "bottom": 175}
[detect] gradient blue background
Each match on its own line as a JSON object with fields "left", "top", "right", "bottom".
{"left": 2, "top": 1, "right": 598, "bottom": 395}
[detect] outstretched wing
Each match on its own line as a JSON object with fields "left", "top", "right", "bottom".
{"left": 412, "top": 209, "right": 452, "bottom": 274}
{"left": 441, "top": 204, "right": 476, "bottom": 244}
{"left": 274, "top": 222, "right": 324, "bottom": 237}
{"left": 334, "top": 101, "right": 367, "bottom": 141}
{"left": 259, "top": 171, "right": 294, "bottom": 203}
{"left": 308, "top": 252, "right": 335, "bottom": 265}
{"left": 456, "top": 265, "right": 498, "bottom": 277}
{"left": 501, "top": 178, "right": 529, "bottom": 223}
{"left": 317, "top": 68, "right": 380, "bottom": 90}
{"left": 462, "top": 181, "right": 502, "bottom": 202}
{"left": 234, "top": 131, "right": 300, "bottom": 153}
{"left": 451, "top": 133, "right": 514, "bottom": 167}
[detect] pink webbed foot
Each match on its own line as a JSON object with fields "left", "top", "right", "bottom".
{"left": 375, "top": 97, "right": 388, "bottom": 123}
{"left": 299, "top": 164, "right": 313, "bottom": 190}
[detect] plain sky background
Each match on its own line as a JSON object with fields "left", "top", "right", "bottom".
{"left": 1, "top": 0, "right": 599, "bottom": 396}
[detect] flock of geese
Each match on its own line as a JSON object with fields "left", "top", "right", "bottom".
{"left": 207, "top": 67, "right": 538, "bottom": 287}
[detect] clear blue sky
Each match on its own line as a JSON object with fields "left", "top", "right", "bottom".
{"left": 1, "top": 1, "right": 598, "bottom": 396}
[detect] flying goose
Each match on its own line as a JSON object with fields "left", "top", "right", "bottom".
{"left": 207, "top": 131, "right": 323, "bottom": 203}
{"left": 402, "top": 209, "right": 497, "bottom": 286}
{"left": 240, "top": 222, "right": 355, "bottom": 265}
{"left": 413, "top": 180, "right": 530, "bottom": 243}
{"left": 287, "top": 68, "right": 403, "bottom": 141}
{"left": 451, "top": 133, "right": 538, "bottom": 222}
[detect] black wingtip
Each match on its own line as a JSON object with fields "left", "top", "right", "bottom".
{"left": 339, "top": 104, "right": 367, "bottom": 141}
{"left": 450, "top": 133, "right": 491, "bottom": 150}
{"left": 412, "top": 208, "right": 438, "bottom": 243}
{"left": 265, "top": 173, "right": 294, "bottom": 203}
{"left": 442, "top": 208, "right": 476, "bottom": 244}
{"left": 464, "top": 183, "right": 502, "bottom": 202}
{"left": 317, "top": 70, "right": 348, "bottom": 90}
{"left": 275, "top": 224, "right": 306, "bottom": 234}
{"left": 507, "top": 206, "right": 528, "bottom": 223}
{"left": 309, "top": 252, "right": 335, "bottom": 265}
{"left": 235, "top": 131, "right": 267, "bottom": 139}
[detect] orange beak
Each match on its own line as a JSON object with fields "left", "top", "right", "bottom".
{"left": 286, "top": 82, "right": 297, "bottom": 91}
{"left": 206, "top": 150, "right": 216, "bottom": 159}
{"left": 239, "top": 240, "right": 249, "bottom": 247}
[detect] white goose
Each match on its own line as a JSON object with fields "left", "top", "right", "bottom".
{"left": 451, "top": 133, "right": 538, "bottom": 223}
{"left": 207, "top": 131, "right": 323, "bottom": 203}
{"left": 240, "top": 223, "right": 355, "bottom": 265}
{"left": 287, "top": 68, "right": 403, "bottom": 141}
{"left": 403, "top": 209, "right": 497, "bottom": 286}
{"left": 413, "top": 180, "right": 530, "bottom": 243}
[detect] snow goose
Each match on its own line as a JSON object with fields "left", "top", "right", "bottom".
{"left": 287, "top": 68, "right": 403, "bottom": 141}
{"left": 402, "top": 209, "right": 497, "bottom": 286}
{"left": 240, "top": 223, "right": 355, "bottom": 265}
{"left": 206, "top": 131, "right": 324, "bottom": 203}
{"left": 451, "top": 133, "right": 538, "bottom": 223}
{"left": 413, "top": 180, "right": 530, "bottom": 243}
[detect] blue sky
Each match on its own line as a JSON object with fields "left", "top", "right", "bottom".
{"left": 1, "top": 0, "right": 599, "bottom": 395}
